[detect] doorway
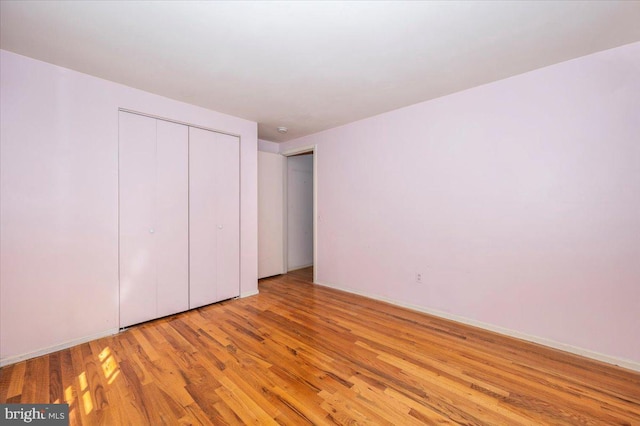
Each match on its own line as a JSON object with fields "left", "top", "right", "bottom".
{"left": 282, "top": 146, "right": 316, "bottom": 282}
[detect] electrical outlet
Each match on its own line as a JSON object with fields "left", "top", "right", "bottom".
{"left": 416, "top": 273, "right": 422, "bottom": 284}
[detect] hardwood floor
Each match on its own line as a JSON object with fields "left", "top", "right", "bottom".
{"left": 1, "top": 267, "right": 639, "bottom": 425}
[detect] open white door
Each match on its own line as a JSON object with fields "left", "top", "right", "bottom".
{"left": 258, "top": 151, "right": 284, "bottom": 278}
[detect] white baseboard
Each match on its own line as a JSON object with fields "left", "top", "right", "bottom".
{"left": 241, "top": 289, "right": 260, "bottom": 298}
{"left": 0, "top": 290, "right": 261, "bottom": 367}
{"left": 0, "top": 328, "right": 119, "bottom": 367}
{"left": 315, "top": 280, "right": 640, "bottom": 373}
{"left": 4, "top": 284, "right": 636, "bottom": 373}
{"left": 287, "top": 263, "right": 313, "bottom": 272}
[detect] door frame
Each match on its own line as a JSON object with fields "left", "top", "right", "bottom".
{"left": 281, "top": 145, "right": 317, "bottom": 283}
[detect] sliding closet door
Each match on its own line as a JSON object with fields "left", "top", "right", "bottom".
{"left": 189, "top": 128, "right": 240, "bottom": 308}
{"left": 119, "top": 112, "right": 157, "bottom": 327}
{"left": 155, "top": 120, "right": 189, "bottom": 317}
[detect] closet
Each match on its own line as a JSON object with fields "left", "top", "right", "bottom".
{"left": 119, "top": 111, "right": 239, "bottom": 328}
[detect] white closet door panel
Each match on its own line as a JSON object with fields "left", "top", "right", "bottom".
{"left": 189, "top": 127, "right": 219, "bottom": 308}
{"left": 215, "top": 133, "right": 240, "bottom": 301}
{"left": 156, "top": 120, "right": 189, "bottom": 317}
{"left": 258, "top": 152, "right": 284, "bottom": 278}
{"left": 119, "top": 112, "right": 157, "bottom": 327}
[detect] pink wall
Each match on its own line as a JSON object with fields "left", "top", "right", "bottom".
{"left": 0, "top": 50, "right": 258, "bottom": 364}
{"left": 258, "top": 139, "right": 280, "bottom": 153}
{"left": 280, "top": 42, "right": 640, "bottom": 367}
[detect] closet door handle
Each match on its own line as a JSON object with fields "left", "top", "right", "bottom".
{"left": 218, "top": 225, "right": 223, "bottom": 230}
{"left": 149, "top": 228, "right": 155, "bottom": 234}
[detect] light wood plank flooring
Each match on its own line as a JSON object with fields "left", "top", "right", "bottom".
{"left": 1, "top": 267, "right": 639, "bottom": 425}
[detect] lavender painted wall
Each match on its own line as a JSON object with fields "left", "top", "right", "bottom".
{"left": 0, "top": 50, "right": 258, "bottom": 364}
{"left": 280, "top": 42, "right": 640, "bottom": 366}
{"left": 258, "top": 139, "right": 280, "bottom": 153}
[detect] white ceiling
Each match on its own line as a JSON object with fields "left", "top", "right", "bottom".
{"left": 2, "top": 1, "right": 640, "bottom": 142}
